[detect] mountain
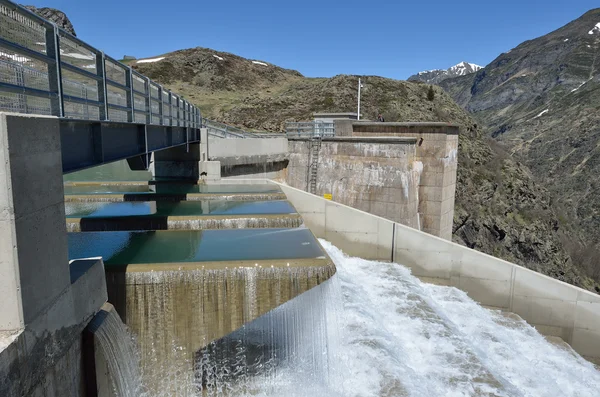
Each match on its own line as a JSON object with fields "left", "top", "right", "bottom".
{"left": 439, "top": 8, "right": 600, "bottom": 283}
{"left": 133, "top": 47, "right": 596, "bottom": 291}
{"left": 23, "top": 5, "right": 76, "bottom": 36}
{"left": 408, "top": 62, "right": 483, "bottom": 84}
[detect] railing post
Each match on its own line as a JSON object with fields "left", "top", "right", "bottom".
{"left": 96, "top": 52, "right": 108, "bottom": 121}
{"left": 168, "top": 91, "right": 173, "bottom": 126}
{"left": 45, "top": 24, "right": 64, "bottom": 117}
{"left": 126, "top": 66, "right": 134, "bottom": 123}
{"left": 157, "top": 85, "right": 163, "bottom": 126}
{"left": 145, "top": 77, "right": 151, "bottom": 125}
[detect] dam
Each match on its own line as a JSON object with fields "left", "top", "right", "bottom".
{"left": 0, "top": 1, "right": 599, "bottom": 396}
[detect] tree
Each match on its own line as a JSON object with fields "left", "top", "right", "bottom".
{"left": 427, "top": 85, "right": 435, "bottom": 101}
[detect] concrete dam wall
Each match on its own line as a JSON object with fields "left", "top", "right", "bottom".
{"left": 286, "top": 137, "right": 421, "bottom": 230}
{"left": 209, "top": 122, "right": 459, "bottom": 240}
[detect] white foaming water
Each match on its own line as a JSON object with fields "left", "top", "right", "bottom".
{"left": 202, "top": 241, "right": 600, "bottom": 397}
{"left": 91, "top": 309, "right": 147, "bottom": 397}
{"left": 106, "top": 241, "right": 599, "bottom": 396}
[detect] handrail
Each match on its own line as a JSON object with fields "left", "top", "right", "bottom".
{"left": 0, "top": 0, "right": 201, "bottom": 128}
{"left": 285, "top": 121, "right": 335, "bottom": 137}
{"left": 202, "top": 117, "right": 281, "bottom": 139}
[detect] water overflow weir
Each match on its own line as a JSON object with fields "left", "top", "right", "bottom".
{"left": 64, "top": 169, "right": 599, "bottom": 396}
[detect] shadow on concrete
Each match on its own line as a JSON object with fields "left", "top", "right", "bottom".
{"left": 221, "top": 160, "right": 288, "bottom": 178}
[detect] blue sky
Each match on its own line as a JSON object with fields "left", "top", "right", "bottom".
{"left": 28, "top": 0, "right": 599, "bottom": 79}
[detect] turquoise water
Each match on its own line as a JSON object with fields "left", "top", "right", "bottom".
{"left": 64, "top": 160, "right": 152, "bottom": 182}
{"left": 64, "top": 183, "right": 282, "bottom": 195}
{"left": 65, "top": 200, "right": 297, "bottom": 218}
{"left": 68, "top": 229, "right": 324, "bottom": 266}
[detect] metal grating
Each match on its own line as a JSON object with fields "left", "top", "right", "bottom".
{"left": 107, "top": 85, "right": 127, "bottom": 107}
{"left": 151, "top": 98, "right": 159, "bottom": 115}
{"left": 0, "top": 5, "right": 46, "bottom": 54}
{"left": 133, "top": 93, "right": 146, "bottom": 112}
{"left": 105, "top": 60, "right": 126, "bottom": 86}
{"left": 134, "top": 111, "right": 146, "bottom": 124}
{"left": 61, "top": 68, "right": 98, "bottom": 101}
{"left": 64, "top": 100, "right": 100, "bottom": 120}
{"left": 0, "top": 58, "right": 49, "bottom": 91}
{"left": 0, "top": 0, "right": 201, "bottom": 127}
{"left": 150, "top": 84, "right": 159, "bottom": 99}
{"left": 108, "top": 107, "right": 127, "bottom": 122}
{"left": 132, "top": 75, "right": 145, "bottom": 93}
{"left": 59, "top": 34, "right": 96, "bottom": 70}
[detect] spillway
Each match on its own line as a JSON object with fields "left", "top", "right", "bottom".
{"left": 189, "top": 240, "right": 600, "bottom": 397}
{"left": 64, "top": 200, "right": 302, "bottom": 231}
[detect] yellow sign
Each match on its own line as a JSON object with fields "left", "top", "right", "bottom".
{"left": 323, "top": 193, "right": 332, "bottom": 200}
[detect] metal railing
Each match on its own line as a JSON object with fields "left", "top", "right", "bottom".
{"left": 0, "top": 0, "right": 200, "bottom": 127}
{"left": 202, "top": 117, "right": 281, "bottom": 139}
{"left": 285, "top": 121, "right": 335, "bottom": 138}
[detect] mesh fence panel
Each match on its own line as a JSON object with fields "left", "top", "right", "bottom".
{"left": 105, "top": 60, "right": 126, "bottom": 86}
{"left": 59, "top": 34, "right": 96, "bottom": 71}
{"left": 0, "top": 58, "right": 49, "bottom": 91}
{"left": 64, "top": 100, "right": 100, "bottom": 120}
{"left": 107, "top": 85, "right": 127, "bottom": 107}
{"left": 61, "top": 68, "right": 98, "bottom": 101}
{"left": 134, "top": 111, "right": 146, "bottom": 124}
{"left": 0, "top": 3, "right": 200, "bottom": 125}
{"left": 0, "top": 91, "right": 51, "bottom": 114}
{"left": 150, "top": 84, "right": 159, "bottom": 99}
{"left": 133, "top": 93, "right": 146, "bottom": 112}
{"left": 0, "top": 5, "right": 47, "bottom": 55}
{"left": 132, "top": 75, "right": 145, "bottom": 93}
{"left": 108, "top": 107, "right": 127, "bottom": 122}
{"left": 151, "top": 98, "right": 159, "bottom": 115}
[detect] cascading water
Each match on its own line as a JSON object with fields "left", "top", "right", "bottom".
{"left": 88, "top": 306, "right": 147, "bottom": 397}
{"left": 181, "top": 241, "right": 600, "bottom": 396}
{"left": 102, "top": 241, "right": 599, "bottom": 397}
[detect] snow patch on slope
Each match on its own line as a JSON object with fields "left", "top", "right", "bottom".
{"left": 588, "top": 22, "right": 600, "bottom": 35}
{"left": 252, "top": 60, "right": 268, "bottom": 66}
{"left": 533, "top": 109, "right": 549, "bottom": 119}
{"left": 137, "top": 57, "right": 165, "bottom": 64}
{"left": 213, "top": 54, "right": 224, "bottom": 61}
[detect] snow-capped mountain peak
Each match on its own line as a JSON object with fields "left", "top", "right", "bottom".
{"left": 449, "top": 61, "right": 483, "bottom": 76}
{"left": 408, "top": 61, "right": 484, "bottom": 84}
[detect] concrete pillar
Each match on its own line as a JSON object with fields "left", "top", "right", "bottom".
{"left": 151, "top": 143, "right": 202, "bottom": 180}
{"left": 151, "top": 128, "right": 220, "bottom": 181}
{"left": 350, "top": 122, "right": 459, "bottom": 240}
{"left": 0, "top": 112, "right": 69, "bottom": 331}
{"left": 200, "top": 127, "right": 208, "bottom": 162}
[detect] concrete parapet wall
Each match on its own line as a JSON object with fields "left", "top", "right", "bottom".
{"left": 0, "top": 258, "right": 108, "bottom": 397}
{"left": 273, "top": 181, "right": 600, "bottom": 361}
{"left": 0, "top": 113, "right": 70, "bottom": 330}
{"left": 208, "top": 136, "right": 288, "bottom": 159}
{"left": 287, "top": 137, "right": 421, "bottom": 229}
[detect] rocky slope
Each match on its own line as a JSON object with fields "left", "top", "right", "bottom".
{"left": 133, "top": 48, "right": 595, "bottom": 291}
{"left": 408, "top": 62, "right": 483, "bottom": 84}
{"left": 23, "top": 5, "right": 76, "bottom": 36}
{"left": 440, "top": 8, "right": 600, "bottom": 284}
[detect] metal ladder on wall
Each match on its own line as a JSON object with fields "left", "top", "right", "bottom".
{"left": 308, "top": 137, "right": 322, "bottom": 194}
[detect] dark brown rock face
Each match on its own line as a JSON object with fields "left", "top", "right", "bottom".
{"left": 23, "top": 5, "right": 76, "bottom": 36}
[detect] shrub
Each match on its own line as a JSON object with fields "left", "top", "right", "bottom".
{"left": 427, "top": 85, "right": 435, "bottom": 101}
